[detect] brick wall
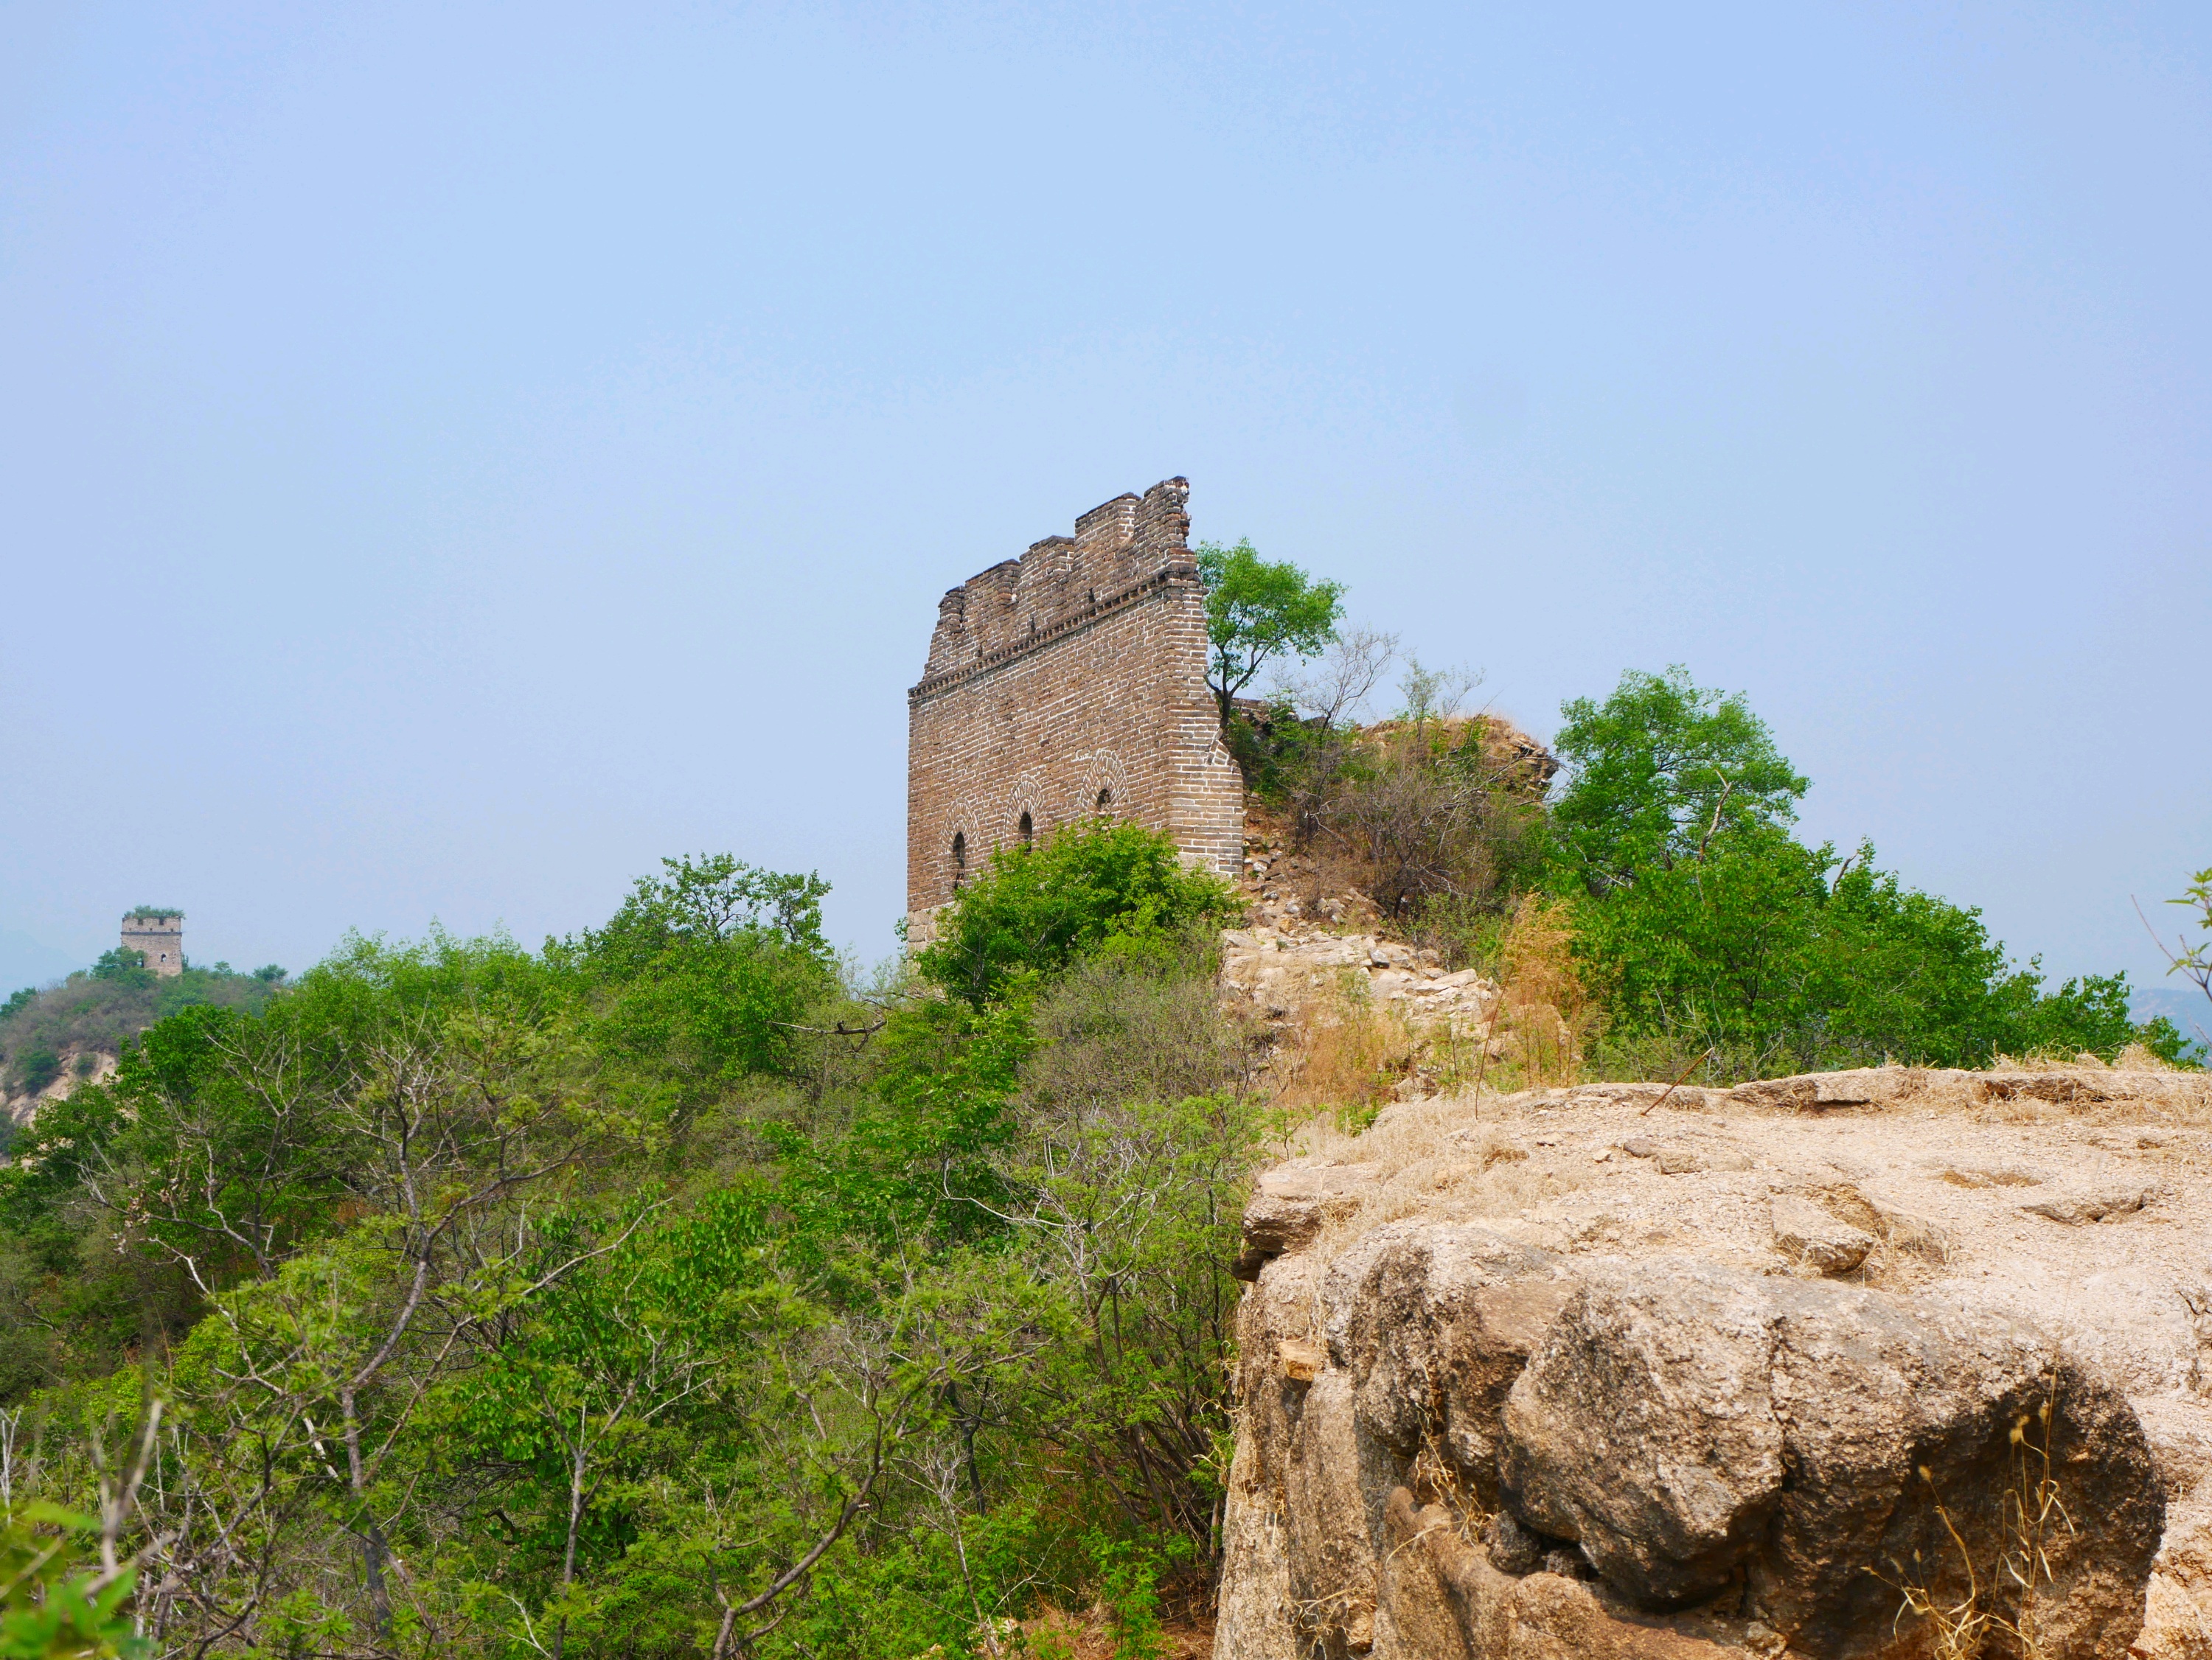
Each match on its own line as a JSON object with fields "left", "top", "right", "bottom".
{"left": 121, "top": 914, "right": 184, "bottom": 978}
{"left": 907, "top": 478, "right": 1245, "bottom": 942}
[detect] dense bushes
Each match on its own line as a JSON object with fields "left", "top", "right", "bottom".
{"left": 914, "top": 818, "right": 1245, "bottom": 1006}
{"left": 0, "top": 831, "right": 1255, "bottom": 1657}
{"left": 1548, "top": 669, "right": 2155, "bottom": 1075}
{"left": 1237, "top": 658, "right": 2180, "bottom": 1078}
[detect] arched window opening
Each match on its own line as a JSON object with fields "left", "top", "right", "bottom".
{"left": 950, "top": 831, "right": 967, "bottom": 890}
{"left": 1018, "top": 811, "right": 1034, "bottom": 847}
{"left": 1095, "top": 788, "right": 1113, "bottom": 814}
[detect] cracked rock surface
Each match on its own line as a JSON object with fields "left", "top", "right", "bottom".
{"left": 1215, "top": 1063, "right": 2212, "bottom": 1659}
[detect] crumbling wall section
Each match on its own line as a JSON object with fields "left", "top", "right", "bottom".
{"left": 906, "top": 478, "right": 1243, "bottom": 940}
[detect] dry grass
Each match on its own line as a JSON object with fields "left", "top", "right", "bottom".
{"left": 1265, "top": 972, "right": 1421, "bottom": 1128}
{"left": 1913, "top": 1063, "right": 2212, "bottom": 1129}
{"left": 1872, "top": 1375, "right": 2076, "bottom": 1660}
{"left": 1492, "top": 893, "right": 1596, "bottom": 1089}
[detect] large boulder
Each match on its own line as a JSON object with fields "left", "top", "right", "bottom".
{"left": 1498, "top": 1262, "right": 2166, "bottom": 1657}
{"left": 1322, "top": 1221, "right": 1576, "bottom": 1507}
{"left": 1498, "top": 1261, "right": 1784, "bottom": 1606}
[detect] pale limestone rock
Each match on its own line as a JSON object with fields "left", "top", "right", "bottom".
{"left": 1769, "top": 1192, "right": 1876, "bottom": 1275}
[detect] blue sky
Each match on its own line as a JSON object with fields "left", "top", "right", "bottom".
{"left": 2, "top": 2, "right": 2207, "bottom": 1005}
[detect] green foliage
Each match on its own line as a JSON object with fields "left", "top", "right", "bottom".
{"left": 1193, "top": 537, "right": 1344, "bottom": 728}
{"left": 0, "top": 1504, "right": 145, "bottom": 1659}
{"left": 86, "top": 952, "right": 149, "bottom": 989}
{"left": 7, "top": 1050, "right": 60, "bottom": 1098}
{"left": 916, "top": 821, "right": 1244, "bottom": 1008}
{"left": 1551, "top": 665, "right": 1809, "bottom": 893}
{"left": 0, "top": 843, "right": 1250, "bottom": 1656}
{"left": 2137, "top": 1015, "right": 2205, "bottom": 1067}
{"left": 788, "top": 992, "right": 1033, "bottom": 1247}
{"left": 566, "top": 854, "right": 838, "bottom": 1128}
{"left": 1557, "top": 669, "right": 2164, "bottom": 1075}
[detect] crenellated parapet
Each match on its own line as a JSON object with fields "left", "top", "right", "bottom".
{"left": 914, "top": 478, "right": 1195, "bottom": 695}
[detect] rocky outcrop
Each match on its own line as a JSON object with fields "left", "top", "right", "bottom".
{"left": 1217, "top": 924, "right": 1498, "bottom": 1030}
{"left": 1216, "top": 1066, "right": 2212, "bottom": 1659}
{"left": 1500, "top": 1263, "right": 2160, "bottom": 1650}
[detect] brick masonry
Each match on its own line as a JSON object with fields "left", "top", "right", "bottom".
{"left": 906, "top": 478, "right": 1245, "bottom": 944}
{"left": 121, "top": 912, "right": 184, "bottom": 977}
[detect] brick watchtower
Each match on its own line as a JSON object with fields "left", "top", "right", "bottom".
{"left": 121, "top": 909, "right": 184, "bottom": 977}
{"left": 905, "top": 478, "right": 1244, "bottom": 946}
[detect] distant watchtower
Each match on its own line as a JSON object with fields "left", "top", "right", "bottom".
{"left": 121, "top": 909, "right": 184, "bottom": 978}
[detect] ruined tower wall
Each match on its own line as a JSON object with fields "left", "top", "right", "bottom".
{"left": 121, "top": 913, "right": 184, "bottom": 978}
{"left": 906, "top": 478, "right": 1245, "bottom": 939}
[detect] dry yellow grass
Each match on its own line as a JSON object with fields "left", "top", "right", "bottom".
{"left": 1265, "top": 972, "right": 1422, "bottom": 1126}
{"left": 1493, "top": 893, "right": 1594, "bottom": 1088}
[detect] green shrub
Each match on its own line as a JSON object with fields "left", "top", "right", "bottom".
{"left": 1553, "top": 669, "right": 2172, "bottom": 1073}
{"left": 0, "top": 1504, "right": 145, "bottom": 1659}
{"left": 917, "top": 821, "right": 1243, "bottom": 1008}
{"left": 8, "top": 1047, "right": 59, "bottom": 1097}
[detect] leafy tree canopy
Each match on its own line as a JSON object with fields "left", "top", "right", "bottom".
{"left": 916, "top": 821, "right": 1244, "bottom": 1008}
{"left": 88, "top": 949, "right": 153, "bottom": 987}
{"left": 1551, "top": 669, "right": 2156, "bottom": 1072}
{"left": 1551, "top": 665, "right": 1809, "bottom": 893}
{"left": 565, "top": 855, "right": 840, "bottom": 1117}
{"left": 1194, "top": 538, "right": 1344, "bottom": 729}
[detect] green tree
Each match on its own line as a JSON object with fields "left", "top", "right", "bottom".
{"left": 915, "top": 822, "right": 1243, "bottom": 1009}
{"left": 1551, "top": 666, "right": 1809, "bottom": 895}
{"left": 1193, "top": 539, "right": 1344, "bottom": 730}
{"left": 567, "top": 854, "right": 839, "bottom": 1130}
{"left": 1557, "top": 669, "right": 2159, "bottom": 1074}
{"left": 86, "top": 951, "right": 150, "bottom": 988}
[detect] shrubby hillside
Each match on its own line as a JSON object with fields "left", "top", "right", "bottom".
{"left": 1231, "top": 650, "right": 2196, "bottom": 1080}
{"left": 1, "top": 952, "right": 285, "bottom": 1109}
{"left": 0, "top": 618, "right": 2202, "bottom": 1656}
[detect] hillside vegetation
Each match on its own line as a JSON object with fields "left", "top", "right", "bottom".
{"left": 0, "top": 633, "right": 2202, "bottom": 1656}
{"left": 1, "top": 953, "right": 285, "bottom": 1105}
{"left": 1231, "top": 654, "right": 2195, "bottom": 1081}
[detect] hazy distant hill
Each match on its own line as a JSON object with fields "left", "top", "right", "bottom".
{"left": 0, "top": 928, "right": 77, "bottom": 997}
{"left": 2131, "top": 983, "right": 2212, "bottom": 1042}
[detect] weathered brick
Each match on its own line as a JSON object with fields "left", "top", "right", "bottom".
{"left": 906, "top": 478, "right": 1242, "bottom": 944}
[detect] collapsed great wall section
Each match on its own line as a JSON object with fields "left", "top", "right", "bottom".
{"left": 905, "top": 477, "right": 1244, "bottom": 946}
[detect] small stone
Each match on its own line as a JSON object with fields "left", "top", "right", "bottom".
{"left": 2021, "top": 1188, "right": 2159, "bottom": 1226}
{"left": 1278, "top": 1339, "right": 1324, "bottom": 1381}
{"left": 1770, "top": 1193, "right": 1875, "bottom": 1276}
{"left": 1655, "top": 1148, "right": 1707, "bottom": 1175}
{"left": 1484, "top": 1510, "right": 1543, "bottom": 1575}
